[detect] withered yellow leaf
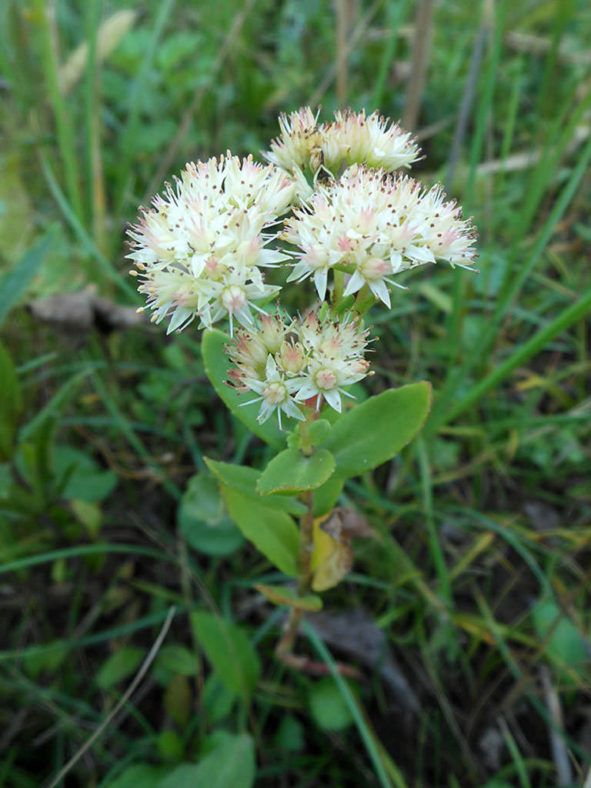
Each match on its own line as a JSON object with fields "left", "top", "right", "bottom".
{"left": 310, "top": 518, "right": 354, "bottom": 592}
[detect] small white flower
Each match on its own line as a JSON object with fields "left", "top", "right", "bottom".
{"left": 240, "top": 355, "right": 305, "bottom": 429}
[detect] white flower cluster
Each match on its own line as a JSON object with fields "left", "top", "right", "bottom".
{"left": 265, "top": 107, "right": 421, "bottom": 175}
{"left": 228, "top": 312, "right": 370, "bottom": 426}
{"left": 127, "top": 154, "right": 295, "bottom": 334}
{"left": 283, "top": 166, "right": 478, "bottom": 304}
{"left": 128, "top": 107, "right": 477, "bottom": 425}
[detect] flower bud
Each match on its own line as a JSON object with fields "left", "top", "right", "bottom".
{"left": 278, "top": 341, "right": 306, "bottom": 374}
{"left": 259, "top": 314, "right": 285, "bottom": 353}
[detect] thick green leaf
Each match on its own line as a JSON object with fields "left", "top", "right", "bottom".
{"left": 153, "top": 644, "right": 199, "bottom": 685}
{"left": 323, "top": 382, "right": 432, "bottom": 478}
{"left": 53, "top": 445, "right": 118, "bottom": 502}
{"left": 308, "top": 678, "right": 355, "bottom": 731}
{"left": 178, "top": 472, "right": 243, "bottom": 556}
{"left": 218, "top": 482, "right": 299, "bottom": 576}
{"left": 0, "top": 235, "right": 50, "bottom": 328}
{"left": 202, "top": 674, "right": 236, "bottom": 723}
{"left": 307, "top": 418, "right": 331, "bottom": 446}
{"left": 255, "top": 584, "right": 323, "bottom": 611}
{"left": 312, "top": 474, "right": 344, "bottom": 517}
{"left": 108, "top": 764, "right": 169, "bottom": 788}
{"left": 205, "top": 457, "right": 307, "bottom": 515}
{"left": 190, "top": 612, "right": 260, "bottom": 703}
{"left": 158, "top": 734, "right": 255, "bottom": 788}
{"left": 257, "top": 448, "right": 335, "bottom": 495}
{"left": 157, "top": 728, "right": 185, "bottom": 760}
{"left": 202, "top": 328, "right": 285, "bottom": 449}
{"left": 96, "top": 646, "right": 145, "bottom": 690}
{"left": 532, "top": 599, "right": 588, "bottom": 675}
{"left": 0, "top": 342, "right": 22, "bottom": 460}
{"left": 23, "top": 640, "right": 67, "bottom": 678}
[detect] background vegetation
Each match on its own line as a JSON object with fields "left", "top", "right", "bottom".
{"left": 0, "top": 0, "right": 590, "bottom": 785}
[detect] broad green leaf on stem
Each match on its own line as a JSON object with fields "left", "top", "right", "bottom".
{"left": 178, "top": 472, "right": 243, "bottom": 556}
{"left": 204, "top": 457, "right": 306, "bottom": 516}
{"left": 255, "top": 584, "right": 323, "bottom": 612}
{"left": 323, "top": 382, "right": 432, "bottom": 479}
{"left": 190, "top": 612, "right": 260, "bottom": 703}
{"left": 307, "top": 418, "right": 332, "bottom": 446}
{"left": 218, "top": 482, "right": 299, "bottom": 576}
{"left": 202, "top": 329, "right": 285, "bottom": 449}
{"left": 0, "top": 342, "right": 22, "bottom": 461}
{"left": 257, "top": 448, "right": 336, "bottom": 496}
{"left": 158, "top": 734, "right": 255, "bottom": 788}
{"left": 312, "top": 474, "right": 344, "bottom": 518}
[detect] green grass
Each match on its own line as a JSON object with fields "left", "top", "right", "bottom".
{"left": 0, "top": 1, "right": 590, "bottom": 786}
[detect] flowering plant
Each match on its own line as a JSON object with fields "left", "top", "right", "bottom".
{"left": 128, "top": 108, "right": 476, "bottom": 671}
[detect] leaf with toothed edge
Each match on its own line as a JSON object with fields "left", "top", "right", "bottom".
{"left": 202, "top": 328, "right": 286, "bottom": 449}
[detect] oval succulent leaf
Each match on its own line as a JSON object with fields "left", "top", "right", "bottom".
{"left": 257, "top": 448, "right": 336, "bottom": 496}
{"left": 323, "top": 382, "right": 432, "bottom": 479}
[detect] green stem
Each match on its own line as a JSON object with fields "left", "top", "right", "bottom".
{"left": 353, "top": 284, "right": 376, "bottom": 317}
{"left": 333, "top": 269, "right": 345, "bottom": 306}
{"left": 275, "top": 489, "right": 315, "bottom": 660}
{"left": 297, "top": 490, "right": 315, "bottom": 595}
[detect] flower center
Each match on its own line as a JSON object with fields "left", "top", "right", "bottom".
{"left": 314, "top": 367, "right": 338, "bottom": 391}
{"left": 262, "top": 380, "right": 288, "bottom": 405}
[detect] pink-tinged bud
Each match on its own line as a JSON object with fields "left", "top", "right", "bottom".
{"left": 259, "top": 314, "right": 285, "bottom": 353}
{"left": 361, "top": 256, "right": 391, "bottom": 281}
{"left": 279, "top": 341, "right": 306, "bottom": 374}
{"left": 237, "top": 237, "right": 261, "bottom": 266}
{"left": 222, "top": 285, "right": 247, "bottom": 314}
{"left": 227, "top": 366, "right": 251, "bottom": 391}
{"left": 204, "top": 255, "right": 222, "bottom": 279}
{"left": 348, "top": 359, "right": 370, "bottom": 376}
{"left": 232, "top": 331, "right": 268, "bottom": 368}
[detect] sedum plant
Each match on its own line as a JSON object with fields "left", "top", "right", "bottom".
{"left": 128, "top": 107, "right": 477, "bottom": 671}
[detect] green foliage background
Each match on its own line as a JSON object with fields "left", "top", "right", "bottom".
{"left": 0, "top": 0, "right": 590, "bottom": 785}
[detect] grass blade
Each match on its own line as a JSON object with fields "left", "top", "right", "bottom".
{"left": 0, "top": 236, "right": 51, "bottom": 327}
{"left": 303, "top": 620, "right": 402, "bottom": 788}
